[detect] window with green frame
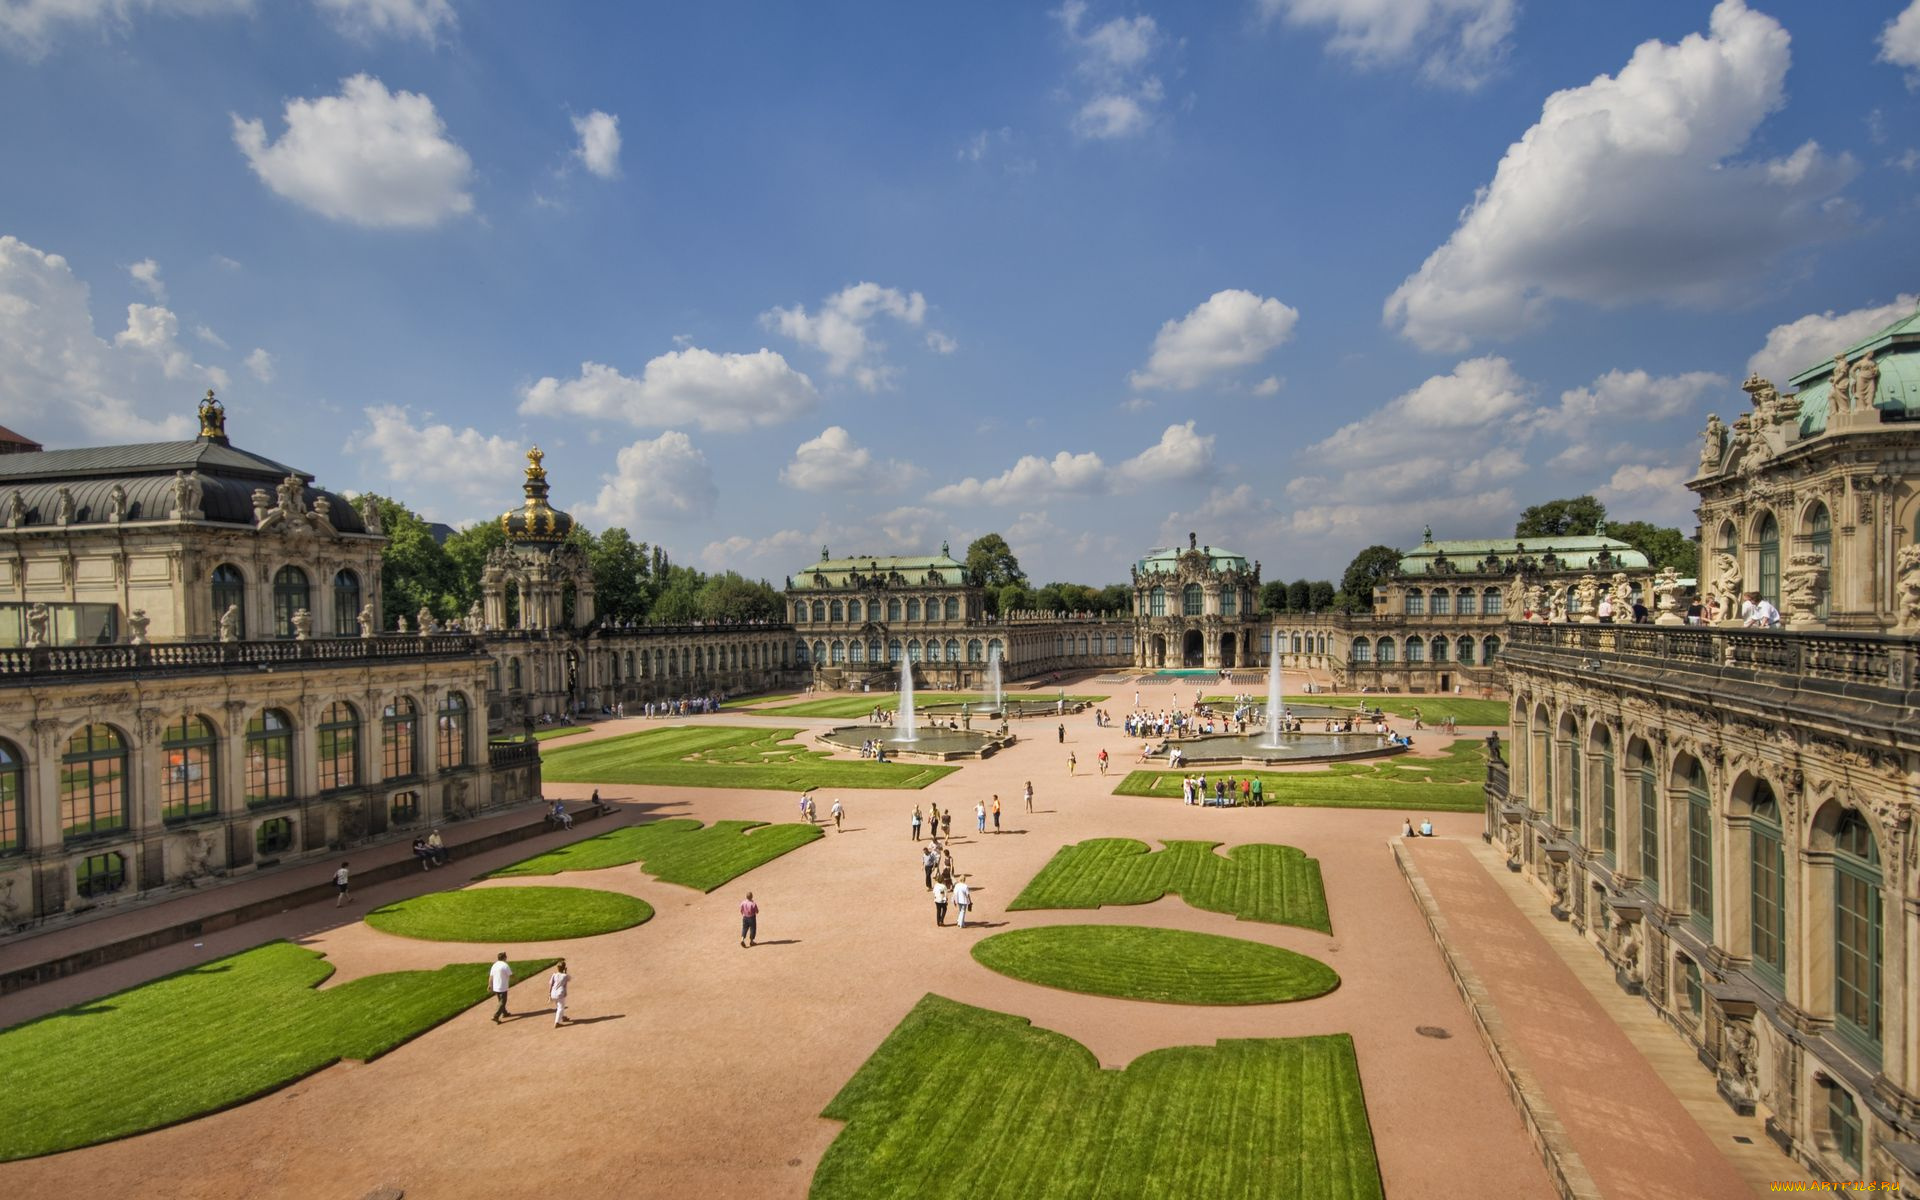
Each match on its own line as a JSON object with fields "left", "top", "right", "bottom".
{"left": 61, "top": 724, "right": 128, "bottom": 841}
{"left": 1808, "top": 504, "right": 1832, "bottom": 620}
{"left": 1828, "top": 1085, "right": 1863, "bottom": 1173}
{"left": 1598, "top": 730, "right": 1616, "bottom": 862}
{"left": 1535, "top": 723, "right": 1551, "bottom": 813}
{"left": 1565, "top": 727, "right": 1582, "bottom": 841}
{"left": 162, "top": 715, "right": 218, "bottom": 821}
{"left": 1756, "top": 513, "right": 1780, "bottom": 609}
{"left": 1834, "top": 810, "right": 1883, "bottom": 1055}
{"left": 244, "top": 709, "right": 293, "bottom": 807}
{"left": 76, "top": 850, "right": 126, "bottom": 898}
{"left": 256, "top": 817, "right": 294, "bottom": 855}
{"left": 0, "top": 738, "right": 22, "bottom": 855}
{"left": 318, "top": 701, "right": 358, "bottom": 791}
{"left": 383, "top": 697, "right": 418, "bottom": 780}
{"left": 1749, "top": 784, "right": 1785, "bottom": 983}
{"left": 390, "top": 790, "right": 421, "bottom": 825}
{"left": 1679, "top": 954, "right": 1704, "bottom": 1020}
{"left": 1182, "top": 584, "right": 1203, "bottom": 616}
{"left": 437, "top": 693, "right": 469, "bottom": 770}
{"left": 1686, "top": 762, "right": 1712, "bottom": 935}
{"left": 1638, "top": 753, "right": 1659, "bottom": 897}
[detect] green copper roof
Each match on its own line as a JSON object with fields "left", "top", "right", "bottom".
{"left": 1789, "top": 304, "right": 1920, "bottom": 436}
{"left": 1398, "top": 535, "right": 1649, "bottom": 575}
{"left": 1135, "top": 543, "right": 1250, "bottom": 574}
{"left": 789, "top": 550, "right": 967, "bottom": 590}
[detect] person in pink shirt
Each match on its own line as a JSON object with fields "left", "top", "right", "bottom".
{"left": 739, "top": 891, "right": 759, "bottom": 948}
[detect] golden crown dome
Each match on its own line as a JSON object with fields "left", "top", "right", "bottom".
{"left": 499, "top": 446, "right": 575, "bottom": 545}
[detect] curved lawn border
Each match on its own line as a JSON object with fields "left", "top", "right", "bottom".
{"left": 365, "top": 886, "right": 653, "bottom": 942}
{"left": 971, "top": 924, "right": 1338, "bottom": 1005}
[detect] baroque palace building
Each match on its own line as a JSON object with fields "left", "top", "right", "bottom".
{"left": 0, "top": 394, "right": 535, "bottom": 929}
{"left": 1271, "top": 530, "right": 1655, "bottom": 694}
{"left": 1493, "top": 303, "right": 1920, "bottom": 1186}
{"left": 1129, "top": 534, "right": 1265, "bottom": 670}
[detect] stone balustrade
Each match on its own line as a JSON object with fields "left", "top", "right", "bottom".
{"left": 0, "top": 634, "right": 488, "bottom": 683}
{"left": 1502, "top": 620, "right": 1916, "bottom": 696}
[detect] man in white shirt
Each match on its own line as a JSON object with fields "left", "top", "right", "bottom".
{"left": 489, "top": 953, "right": 513, "bottom": 1022}
{"left": 932, "top": 879, "right": 949, "bottom": 926}
{"left": 1741, "top": 591, "right": 1781, "bottom": 628}
{"left": 548, "top": 960, "right": 571, "bottom": 1027}
{"left": 954, "top": 879, "right": 972, "bottom": 928}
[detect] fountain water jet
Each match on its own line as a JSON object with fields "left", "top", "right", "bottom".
{"left": 1263, "top": 650, "right": 1285, "bottom": 749}
{"left": 897, "top": 657, "right": 919, "bottom": 742}
{"left": 987, "top": 646, "right": 1004, "bottom": 714}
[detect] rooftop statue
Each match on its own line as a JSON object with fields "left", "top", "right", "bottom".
{"left": 1851, "top": 349, "right": 1880, "bottom": 412}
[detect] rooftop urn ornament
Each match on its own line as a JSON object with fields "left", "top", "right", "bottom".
{"left": 1781, "top": 553, "right": 1827, "bottom": 629}
{"left": 291, "top": 607, "right": 312, "bottom": 641}
{"left": 197, "top": 388, "right": 228, "bottom": 442}
{"left": 1652, "top": 567, "right": 1684, "bottom": 625}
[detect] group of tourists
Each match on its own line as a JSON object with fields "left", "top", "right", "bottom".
{"left": 798, "top": 791, "right": 847, "bottom": 830}
{"left": 410, "top": 829, "right": 449, "bottom": 869}
{"left": 1180, "top": 773, "right": 1266, "bottom": 807}
{"left": 921, "top": 838, "right": 975, "bottom": 926}
{"left": 635, "top": 696, "right": 722, "bottom": 718}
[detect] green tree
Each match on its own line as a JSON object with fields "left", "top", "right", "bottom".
{"left": 1515, "top": 495, "right": 1607, "bottom": 539}
{"left": 441, "top": 520, "right": 506, "bottom": 615}
{"left": 589, "top": 527, "right": 652, "bottom": 622}
{"left": 1337, "top": 545, "right": 1402, "bottom": 613}
{"left": 370, "top": 495, "right": 465, "bottom": 626}
{"left": 648, "top": 566, "right": 703, "bottom": 624}
{"left": 1606, "top": 520, "right": 1700, "bottom": 577}
{"left": 1307, "top": 580, "right": 1336, "bottom": 611}
{"left": 996, "top": 582, "right": 1035, "bottom": 614}
{"left": 966, "top": 534, "right": 1026, "bottom": 613}
{"left": 1286, "top": 578, "right": 1312, "bottom": 612}
{"left": 1094, "top": 584, "right": 1132, "bottom": 614}
{"left": 699, "top": 572, "right": 782, "bottom": 622}
{"left": 1259, "top": 581, "right": 1290, "bottom": 613}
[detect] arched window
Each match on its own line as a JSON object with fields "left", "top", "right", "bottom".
{"left": 1149, "top": 587, "right": 1166, "bottom": 617}
{"left": 849, "top": 640, "right": 865, "bottom": 664}
{"left": 76, "top": 851, "right": 126, "bottom": 898}
{"left": 811, "top": 600, "right": 826, "bottom": 622}
{"left": 383, "top": 698, "right": 419, "bottom": 780}
{"left": 211, "top": 564, "right": 246, "bottom": 639}
{"left": 162, "top": 716, "right": 218, "bottom": 821}
{"left": 1055, "top": 635, "right": 1065, "bottom": 656}
{"left": 1405, "top": 588, "right": 1425, "bottom": 616}
{"left": 1834, "top": 810, "right": 1883, "bottom": 1051}
{"left": 945, "top": 597, "right": 960, "bottom": 621}
{"left": 831, "top": 640, "right": 846, "bottom": 664}
{"left": 947, "top": 638, "right": 961, "bottom": 661}
{"left": 1481, "top": 636, "right": 1499, "bottom": 665}
{"left": 868, "top": 640, "right": 882, "bottom": 663}
{"left": 792, "top": 603, "right": 806, "bottom": 624}
{"left": 1756, "top": 513, "right": 1780, "bottom": 608}
{"left": 811, "top": 640, "right": 826, "bottom": 665}
{"left": 1563, "top": 721, "right": 1581, "bottom": 839}
{"left": 887, "top": 639, "right": 902, "bottom": 663}
{"left": 928, "top": 640, "right": 945, "bottom": 663}
{"left": 1221, "top": 590, "right": 1237, "bottom": 617}
{"left": 1455, "top": 636, "right": 1475, "bottom": 665}
{"left": 625, "top": 651, "right": 635, "bottom": 679}
{"left": 1406, "top": 636, "right": 1426, "bottom": 663}
{"left": 319, "top": 701, "right": 358, "bottom": 791}
{"left": 1749, "top": 782, "right": 1785, "bottom": 982}
{"left": 907, "top": 599, "right": 921, "bottom": 621}
{"left": 1375, "top": 637, "right": 1395, "bottom": 664}
{"left": 1481, "top": 586, "right": 1502, "bottom": 615}
{"left": 331, "top": 570, "right": 361, "bottom": 637}
{"left": 1533, "top": 710, "right": 1552, "bottom": 813}
{"left": 967, "top": 639, "right": 983, "bottom": 662}
{"left": 907, "top": 639, "right": 923, "bottom": 662}
{"left": 272, "top": 566, "right": 310, "bottom": 639}
{"left": 62, "top": 725, "right": 128, "bottom": 840}
{"left": 1430, "top": 590, "right": 1451, "bottom": 615}
{"left": 847, "top": 600, "right": 861, "bottom": 623}
{"left": 829, "top": 600, "right": 843, "bottom": 623}
{"left": 795, "top": 640, "right": 810, "bottom": 665}
{"left": 1351, "top": 637, "right": 1371, "bottom": 664}
{"left": 1635, "top": 743, "right": 1658, "bottom": 898}
{"left": 438, "top": 693, "right": 470, "bottom": 769}
{"left": 1597, "top": 728, "right": 1615, "bottom": 861}
{"left": 1686, "top": 761, "right": 1712, "bottom": 935}
{"left": 256, "top": 817, "right": 295, "bottom": 856}
{"left": 1829, "top": 1087, "right": 1863, "bottom": 1174}
{"left": 987, "top": 638, "right": 1003, "bottom": 662}
{"left": 1431, "top": 637, "right": 1449, "bottom": 664}
{"left": 1182, "top": 585, "right": 1203, "bottom": 616}
{"left": 509, "top": 658, "right": 523, "bottom": 690}
{"left": 887, "top": 598, "right": 902, "bottom": 622}
{"left": 1808, "top": 503, "right": 1832, "bottom": 619}
{"left": 1456, "top": 589, "right": 1475, "bottom": 615}
{"left": 0, "top": 739, "right": 23, "bottom": 855}
{"left": 245, "top": 709, "right": 293, "bottom": 807}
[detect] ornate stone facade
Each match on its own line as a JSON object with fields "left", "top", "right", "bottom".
{"left": 1130, "top": 534, "right": 1263, "bottom": 669}
{"left": 1495, "top": 303, "right": 1920, "bottom": 1188}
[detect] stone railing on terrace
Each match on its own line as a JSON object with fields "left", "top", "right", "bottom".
{"left": 0, "top": 634, "right": 488, "bottom": 684}
{"left": 990, "top": 611, "right": 1130, "bottom": 624}
{"left": 587, "top": 620, "right": 793, "bottom": 638}
{"left": 1502, "top": 621, "right": 1918, "bottom": 698}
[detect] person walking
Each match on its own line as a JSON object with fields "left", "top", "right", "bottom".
{"left": 739, "top": 891, "right": 759, "bottom": 948}
{"left": 799, "top": 792, "right": 812, "bottom": 823}
{"left": 928, "top": 803, "right": 941, "bottom": 837}
{"left": 549, "top": 960, "right": 572, "bottom": 1026}
{"left": 954, "top": 878, "right": 972, "bottom": 928}
{"left": 333, "top": 861, "right": 352, "bottom": 907}
{"left": 1024, "top": 781, "right": 1033, "bottom": 813}
{"left": 991, "top": 795, "right": 1001, "bottom": 833}
{"left": 911, "top": 806, "right": 923, "bottom": 840}
{"left": 975, "top": 801, "right": 986, "bottom": 833}
{"left": 932, "top": 879, "right": 949, "bottom": 926}
{"left": 489, "top": 952, "right": 513, "bottom": 1022}
{"left": 1057, "top": 723, "right": 1065, "bottom": 744}
{"left": 1067, "top": 751, "right": 1076, "bottom": 776}
{"left": 831, "top": 798, "right": 844, "bottom": 832}
{"left": 940, "top": 809, "right": 952, "bottom": 839}
{"left": 922, "top": 844, "right": 937, "bottom": 890}
{"left": 1098, "top": 748, "right": 1108, "bottom": 776}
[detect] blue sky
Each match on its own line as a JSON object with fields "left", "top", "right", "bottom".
{"left": 1, "top": 0, "right": 1917, "bottom": 583}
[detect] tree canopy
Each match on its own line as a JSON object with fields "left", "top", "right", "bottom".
{"left": 1515, "top": 496, "right": 1607, "bottom": 539}
{"left": 1606, "top": 519, "right": 1699, "bottom": 577}
{"left": 966, "top": 534, "right": 1026, "bottom": 613}
{"left": 1336, "top": 545, "right": 1402, "bottom": 612}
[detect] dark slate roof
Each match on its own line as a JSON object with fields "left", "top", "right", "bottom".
{"left": 0, "top": 439, "right": 300, "bottom": 482}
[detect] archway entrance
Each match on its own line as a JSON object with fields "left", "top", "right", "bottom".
{"left": 1219, "top": 632, "right": 1237, "bottom": 668}
{"left": 1182, "top": 629, "right": 1204, "bottom": 668}
{"left": 1150, "top": 634, "right": 1167, "bottom": 668}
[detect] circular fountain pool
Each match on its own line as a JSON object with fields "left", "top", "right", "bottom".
{"left": 818, "top": 725, "right": 1005, "bottom": 760}
{"left": 1154, "top": 732, "right": 1404, "bottom": 766}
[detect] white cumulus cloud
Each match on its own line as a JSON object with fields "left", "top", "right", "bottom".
{"left": 571, "top": 110, "right": 621, "bottom": 179}
{"left": 127, "top": 257, "right": 165, "bottom": 300}
{"left": 1130, "top": 289, "right": 1299, "bottom": 390}
{"left": 1882, "top": 1, "right": 1920, "bottom": 80}
{"left": 1384, "top": 0, "right": 1855, "bottom": 352}
{"left": 1540, "top": 369, "right": 1725, "bottom": 432}
{"left": 1746, "top": 294, "right": 1920, "bottom": 383}
{"left": 580, "top": 431, "right": 718, "bottom": 527}
{"left": 314, "top": 0, "right": 454, "bottom": 42}
{"left": 928, "top": 423, "right": 1214, "bottom": 505}
{"left": 521, "top": 346, "right": 816, "bottom": 432}
{"left": 347, "top": 404, "right": 523, "bottom": 517}
{"left": 779, "top": 426, "right": 919, "bottom": 492}
{"left": 0, "top": 0, "right": 247, "bottom": 59}
{"left": 1057, "top": 0, "right": 1169, "bottom": 140}
{"left": 244, "top": 347, "right": 275, "bottom": 383}
{"left": 762, "top": 282, "right": 948, "bottom": 390}
{"left": 233, "top": 74, "right": 475, "bottom": 229}
{"left": 1259, "top": 0, "right": 1517, "bottom": 89}
{"left": 1593, "top": 461, "right": 1698, "bottom": 527}
{"left": 1114, "top": 421, "right": 1214, "bottom": 484}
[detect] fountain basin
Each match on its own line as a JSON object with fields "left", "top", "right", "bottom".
{"left": 916, "top": 699, "right": 1086, "bottom": 721}
{"left": 1151, "top": 733, "right": 1407, "bottom": 766}
{"left": 818, "top": 726, "right": 1008, "bottom": 760}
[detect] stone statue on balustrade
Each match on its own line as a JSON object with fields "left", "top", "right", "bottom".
{"left": 218, "top": 604, "right": 240, "bottom": 643}
{"left": 395, "top": 614, "right": 409, "bottom": 634}
{"left": 1652, "top": 567, "right": 1684, "bottom": 625}
{"left": 416, "top": 605, "right": 435, "bottom": 635}
{"left": 24, "top": 602, "right": 49, "bottom": 648}
{"left": 1699, "top": 413, "right": 1726, "bottom": 472}
{"left": 127, "top": 609, "right": 150, "bottom": 645}
{"left": 171, "top": 470, "right": 203, "bottom": 519}
{"left": 1609, "top": 572, "right": 1633, "bottom": 618}
{"left": 1574, "top": 575, "right": 1600, "bottom": 623}
{"left": 1896, "top": 545, "right": 1920, "bottom": 632}
{"left": 468, "top": 600, "right": 484, "bottom": 632}
{"left": 1711, "top": 551, "right": 1743, "bottom": 622}
{"left": 357, "top": 602, "right": 376, "bottom": 639}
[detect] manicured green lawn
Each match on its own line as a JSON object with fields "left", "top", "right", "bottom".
{"left": 812, "top": 994, "right": 1383, "bottom": 1199}
{"left": 1113, "top": 736, "right": 1489, "bottom": 813}
{"left": 0, "top": 942, "right": 553, "bottom": 1162}
{"left": 488, "top": 817, "right": 823, "bottom": 891}
{"left": 727, "top": 692, "right": 1109, "bottom": 718}
{"left": 1008, "top": 838, "right": 1330, "bottom": 933}
{"left": 365, "top": 886, "right": 653, "bottom": 942}
{"left": 972, "top": 925, "right": 1338, "bottom": 1005}
{"left": 533, "top": 724, "right": 591, "bottom": 741}
{"left": 539, "top": 725, "right": 957, "bottom": 789}
{"left": 1203, "top": 693, "right": 1509, "bottom": 726}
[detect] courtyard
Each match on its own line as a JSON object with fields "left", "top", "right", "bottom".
{"left": 0, "top": 686, "right": 1809, "bottom": 1197}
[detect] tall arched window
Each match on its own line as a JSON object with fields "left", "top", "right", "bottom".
{"left": 946, "top": 638, "right": 960, "bottom": 661}
{"left": 319, "top": 701, "right": 359, "bottom": 791}
{"left": 245, "top": 709, "right": 293, "bottom": 807}
{"left": 1220, "top": 589, "right": 1237, "bottom": 617}
{"left": 829, "top": 600, "right": 843, "bottom": 623}
{"left": 211, "top": 564, "right": 246, "bottom": 639}
{"left": 162, "top": 716, "right": 218, "bottom": 821}
{"left": 1564, "top": 721, "right": 1582, "bottom": 839}
{"left": 831, "top": 640, "right": 846, "bottom": 664}
{"left": 332, "top": 570, "right": 361, "bottom": 636}
{"left": 1636, "top": 744, "right": 1658, "bottom": 897}
{"left": 811, "top": 640, "right": 825, "bottom": 665}
{"left": 1481, "top": 636, "right": 1500, "bottom": 666}
{"left": 1351, "top": 637, "right": 1371, "bottom": 663}
{"left": 1481, "top": 587, "right": 1502, "bottom": 615}
{"left": 1182, "top": 585, "right": 1203, "bottom": 616}
{"left": 508, "top": 658, "right": 523, "bottom": 690}
{"left": 967, "top": 639, "right": 983, "bottom": 662}
{"left": 1749, "top": 782, "right": 1785, "bottom": 983}
{"left": 1456, "top": 636, "right": 1475, "bottom": 665}
{"left": 1834, "top": 811, "right": 1883, "bottom": 1052}
{"left": 1376, "top": 637, "right": 1396, "bottom": 664}
{"left": 887, "top": 639, "right": 902, "bottom": 663}
{"left": 945, "top": 597, "right": 960, "bottom": 621}
{"left": 383, "top": 698, "right": 419, "bottom": 780}
{"left": 1597, "top": 728, "right": 1615, "bottom": 861}
{"left": 62, "top": 725, "right": 128, "bottom": 840}
{"left": 1432, "top": 637, "right": 1449, "bottom": 664}
{"left": 1149, "top": 587, "right": 1166, "bottom": 616}
{"left": 0, "top": 739, "right": 24, "bottom": 855}
{"left": 811, "top": 600, "right": 826, "bottom": 622}
{"left": 1456, "top": 589, "right": 1475, "bottom": 615}
{"left": 907, "top": 599, "right": 921, "bottom": 621}
{"left": 1686, "top": 761, "right": 1712, "bottom": 935}
{"left": 1430, "top": 590, "right": 1451, "bottom": 615}
{"left": 272, "top": 566, "right": 310, "bottom": 639}
{"left": 1405, "top": 588, "right": 1424, "bottom": 615}
{"left": 1829, "top": 1087, "right": 1863, "bottom": 1174}
{"left": 849, "top": 640, "right": 865, "bottom": 664}
{"left": 1406, "top": 636, "right": 1425, "bottom": 663}
{"left": 1808, "top": 503, "right": 1832, "bottom": 619}
{"left": 438, "top": 693, "right": 469, "bottom": 769}
{"left": 1756, "top": 513, "right": 1780, "bottom": 608}
{"left": 987, "top": 638, "right": 1003, "bottom": 662}
{"left": 795, "top": 640, "right": 810, "bottom": 665}
{"left": 907, "top": 639, "right": 922, "bottom": 662}
{"left": 846, "top": 600, "right": 861, "bottom": 623}
{"left": 887, "top": 598, "right": 902, "bottom": 622}
{"left": 1532, "top": 711, "right": 1551, "bottom": 813}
